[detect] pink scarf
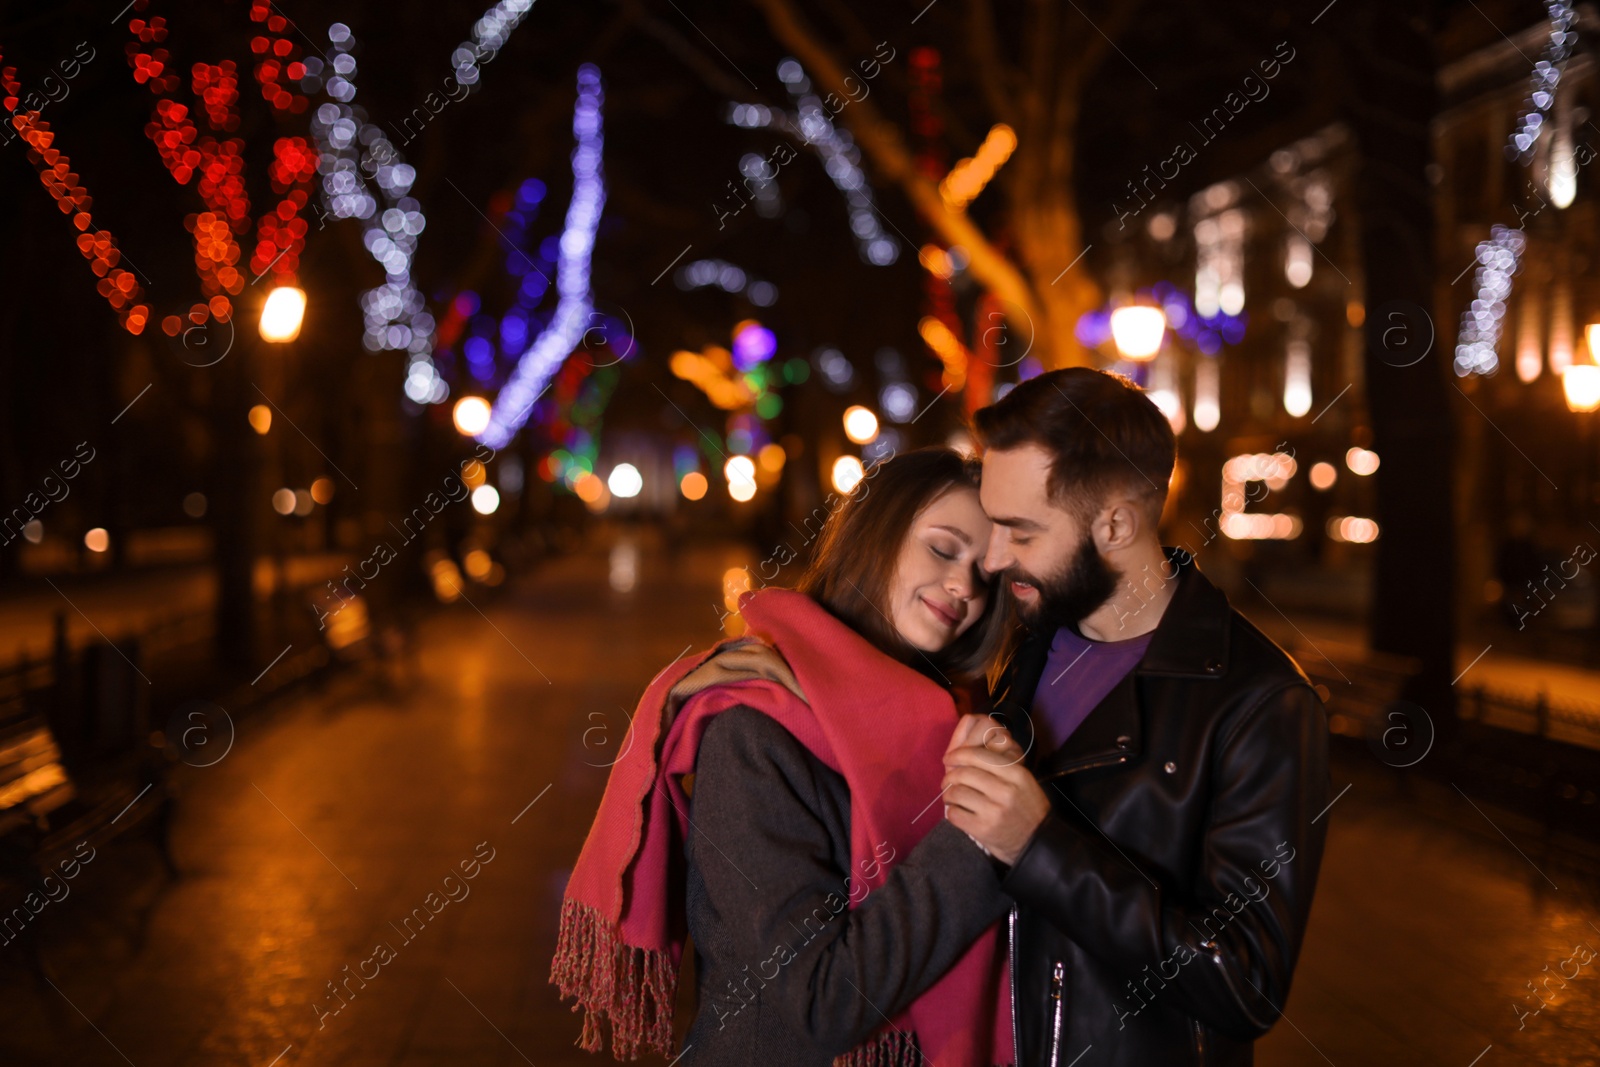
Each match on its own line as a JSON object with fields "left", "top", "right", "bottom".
{"left": 551, "top": 588, "right": 1011, "bottom": 1064}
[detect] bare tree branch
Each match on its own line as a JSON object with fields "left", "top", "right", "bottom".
{"left": 965, "top": 0, "right": 1020, "bottom": 128}
{"left": 617, "top": 0, "right": 770, "bottom": 105}
{"left": 746, "top": 0, "right": 1045, "bottom": 339}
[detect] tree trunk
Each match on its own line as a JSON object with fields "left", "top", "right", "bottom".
{"left": 211, "top": 336, "right": 260, "bottom": 675}
{"left": 1338, "top": 1, "right": 1457, "bottom": 730}
{"left": 1013, "top": 187, "right": 1099, "bottom": 368}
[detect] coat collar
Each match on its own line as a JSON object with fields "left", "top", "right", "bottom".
{"left": 992, "top": 548, "right": 1232, "bottom": 778}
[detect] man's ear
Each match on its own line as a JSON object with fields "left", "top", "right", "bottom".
{"left": 1096, "top": 498, "right": 1143, "bottom": 552}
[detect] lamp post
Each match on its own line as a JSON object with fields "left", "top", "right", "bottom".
{"left": 1110, "top": 304, "right": 1166, "bottom": 361}
{"left": 257, "top": 284, "right": 309, "bottom": 641}
{"left": 259, "top": 286, "right": 307, "bottom": 343}
{"left": 1562, "top": 323, "right": 1600, "bottom": 413}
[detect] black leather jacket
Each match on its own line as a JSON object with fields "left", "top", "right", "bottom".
{"left": 991, "top": 551, "right": 1331, "bottom": 1066}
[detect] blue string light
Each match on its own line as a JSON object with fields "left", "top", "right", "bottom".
{"left": 479, "top": 64, "right": 607, "bottom": 449}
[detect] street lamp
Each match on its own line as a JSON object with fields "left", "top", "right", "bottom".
{"left": 1110, "top": 304, "right": 1166, "bottom": 361}
{"left": 1565, "top": 324, "right": 1600, "bottom": 413}
{"left": 452, "top": 396, "right": 491, "bottom": 436}
{"left": 843, "top": 405, "right": 880, "bottom": 444}
{"left": 259, "top": 286, "right": 306, "bottom": 342}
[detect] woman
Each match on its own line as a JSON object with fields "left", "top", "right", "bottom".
{"left": 552, "top": 447, "right": 1015, "bottom": 1066}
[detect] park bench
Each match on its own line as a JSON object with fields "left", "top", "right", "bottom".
{"left": 0, "top": 646, "right": 173, "bottom": 980}
{"left": 1288, "top": 641, "right": 1421, "bottom": 742}
{"left": 309, "top": 588, "right": 417, "bottom": 694}
{"left": 1292, "top": 639, "right": 1600, "bottom": 838}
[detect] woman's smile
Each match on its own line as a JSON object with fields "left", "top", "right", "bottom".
{"left": 920, "top": 595, "right": 961, "bottom": 628}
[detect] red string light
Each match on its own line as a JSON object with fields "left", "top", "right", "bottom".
{"left": 124, "top": 0, "right": 315, "bottom": 336}
{"left": 0, "top": 52, "right": 151, "bottom": 334}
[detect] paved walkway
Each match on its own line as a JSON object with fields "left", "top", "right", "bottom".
{"left": 0, "top": 537, "right": 1595, "bottom": 1066}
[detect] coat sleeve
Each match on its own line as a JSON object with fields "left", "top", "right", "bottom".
{"left": 1001, "top": 682, "right": 1330, "bottom": 1040}
{"left": 687, "top": 706, "right": 1011, "bottom": 1057}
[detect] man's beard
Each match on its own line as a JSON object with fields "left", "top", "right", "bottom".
{"left": 1010, "top": 529, "right": 1121, "bottom": 631}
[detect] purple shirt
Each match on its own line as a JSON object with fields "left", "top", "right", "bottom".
{"left": 1031, "top": 626, "right": 1153, "bottom": 755}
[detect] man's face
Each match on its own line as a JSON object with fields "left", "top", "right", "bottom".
{"left": 979, "top": 444, "right": 1120, "bottom": 629}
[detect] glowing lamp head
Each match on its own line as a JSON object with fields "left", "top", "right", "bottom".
{"left": 452, "top": 396, "right": 492, "bottom": 437}
{"left": 608, "top": 463, "right": 643, "bottom": 498}
{"left": 1563, "top": 364, "right": 1600, "bottom": 413}
{"left": 1587, "top": 323, "right": 1600, "bottom": 364}
{"left": 843, "top": 405, "right": 879, "bottom": 444}
{"left": 259, "top": 286, "right": 306, "bottom": 342}
{"left": 1109, "top": 305, "right": 1166, "bottom": 361}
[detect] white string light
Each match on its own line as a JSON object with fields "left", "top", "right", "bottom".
{"left": 454, "top": 0, "right": 538, "bottom": 88}
{"left": 479, "top": 64, "right": 606, "bottom": 449}
{"left": 1454, "top": 225, "right": 1524, "bottom": 377}
{"left": 727, "top": 60, "right": 898, "bottom": 266}
{"left": 675, "top": 258, "right": 778, "bottom": 306}
{"left": 1507, "top": 0, "right": 1577, "bottom": 163}
{"left": 306, "top": 24, "right": 440, "bottom": 402}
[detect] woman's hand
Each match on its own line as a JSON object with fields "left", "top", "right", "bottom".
{"left": 941, "top": 714, "right": 1050, "bottom": 866}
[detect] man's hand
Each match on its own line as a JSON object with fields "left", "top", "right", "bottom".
{"left": 941, "top": 714, "right": 1051, "bottom": 866}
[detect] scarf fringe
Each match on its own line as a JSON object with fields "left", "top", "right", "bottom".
{"left": 550, "top": 897, "right": 677, "bottom": 1059}
{"left": 833, "top": 1027, "right": 923, "bottom": 1067}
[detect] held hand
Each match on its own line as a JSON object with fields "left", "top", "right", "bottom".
{"left": 945, "top": 713, "right": 991, "bottom": 755}
{"left": 945, "top": 713, "right": 1025, "bottom": 761}
{"left": 941, "top": 737, "right": 1050, "bottom": 866}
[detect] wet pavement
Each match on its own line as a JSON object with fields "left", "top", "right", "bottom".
{"left": 2, "top": 534, "right": 1597, "bottom": 1066}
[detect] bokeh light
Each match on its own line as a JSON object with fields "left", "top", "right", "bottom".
{"left": 471, "top": 485, "right": 501, "bottom": 514}
{"left": 832, "top": 455, "right": 865, "bottom": 494}
{"left": 843, "top": 406, "right": 879, "bottom": 445}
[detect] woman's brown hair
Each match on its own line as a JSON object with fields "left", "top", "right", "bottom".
{"left": 795, "top": 446, "right": 1011, "bottom": 685}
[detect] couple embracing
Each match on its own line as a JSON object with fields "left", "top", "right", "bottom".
{"left": 553, "top": 368, "right": 1331, "bottom": 1066}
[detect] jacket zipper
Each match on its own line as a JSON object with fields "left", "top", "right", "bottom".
{"left": 1040, "top": 753, "right": 1129, "bottom": 782}
{"left": 1048, "top": 960, "right": 1065, "bottom": 1067}
{"left": 1008, "top": 908, "right": 1021, "bottom": 1067}
{"left": 1191, "top": 1017, "right": 1206, "bottom": 1062}
{"left": 1207, "top": 944, "right": 1274, "bottom": 1032}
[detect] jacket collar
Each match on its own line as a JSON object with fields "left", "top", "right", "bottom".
{"left": 1135, "top": 547, "right": 1232, "bottom": 679}
{"left": 993, "top": 548, "right": 1232, "bottom": 778}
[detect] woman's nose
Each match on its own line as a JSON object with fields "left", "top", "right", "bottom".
{"left": 944, "top": 562, "right": 977, "bottom": 599}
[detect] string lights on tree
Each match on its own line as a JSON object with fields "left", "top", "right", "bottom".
{"left": 123, "top": 0, "right": 318, "bottom": 339}
{"left": 479, "top": 64, "right": 607, "bottom": 449}
{"left": 1452, "top": 2, "right": 1577, "bottom": 378}
{"left": 1507, "top": 0, "right": 1577, "bottom": 163}
{"left": 728, "top": 58, "right": 899, "bottom": 266}
{"left": 1454, "top": 225, "right": 1524, "bottom": 377}
{"left": 674, "top": 258, "right": 778, "bottom": 306}
{"left": 303, "top": 23, "right": 440, "bottom": 401}
{"left": 453, "top": 0, "right": 539, "bottom": 91}
{"left": 0, "top": 52, "right": 151, "bottom": 334}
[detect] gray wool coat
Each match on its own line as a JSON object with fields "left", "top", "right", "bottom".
{"left": 680, "top": 706, "right": 1012, "bottom": 1065}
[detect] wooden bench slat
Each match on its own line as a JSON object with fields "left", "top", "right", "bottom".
{"left": 0, "top": 762, "right": 74, "bottom": 815}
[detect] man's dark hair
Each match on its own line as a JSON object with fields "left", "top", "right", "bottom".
{"left": 972, "top": 367, "right": 1176, "bottom": 527}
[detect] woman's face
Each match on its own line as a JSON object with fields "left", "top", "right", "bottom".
{"left": 887, "top": 485, "right": 994, "bottom": 653}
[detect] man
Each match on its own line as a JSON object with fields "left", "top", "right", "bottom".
{"left": 941, "top": 367, "right": 1331, "bottom": 1065}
